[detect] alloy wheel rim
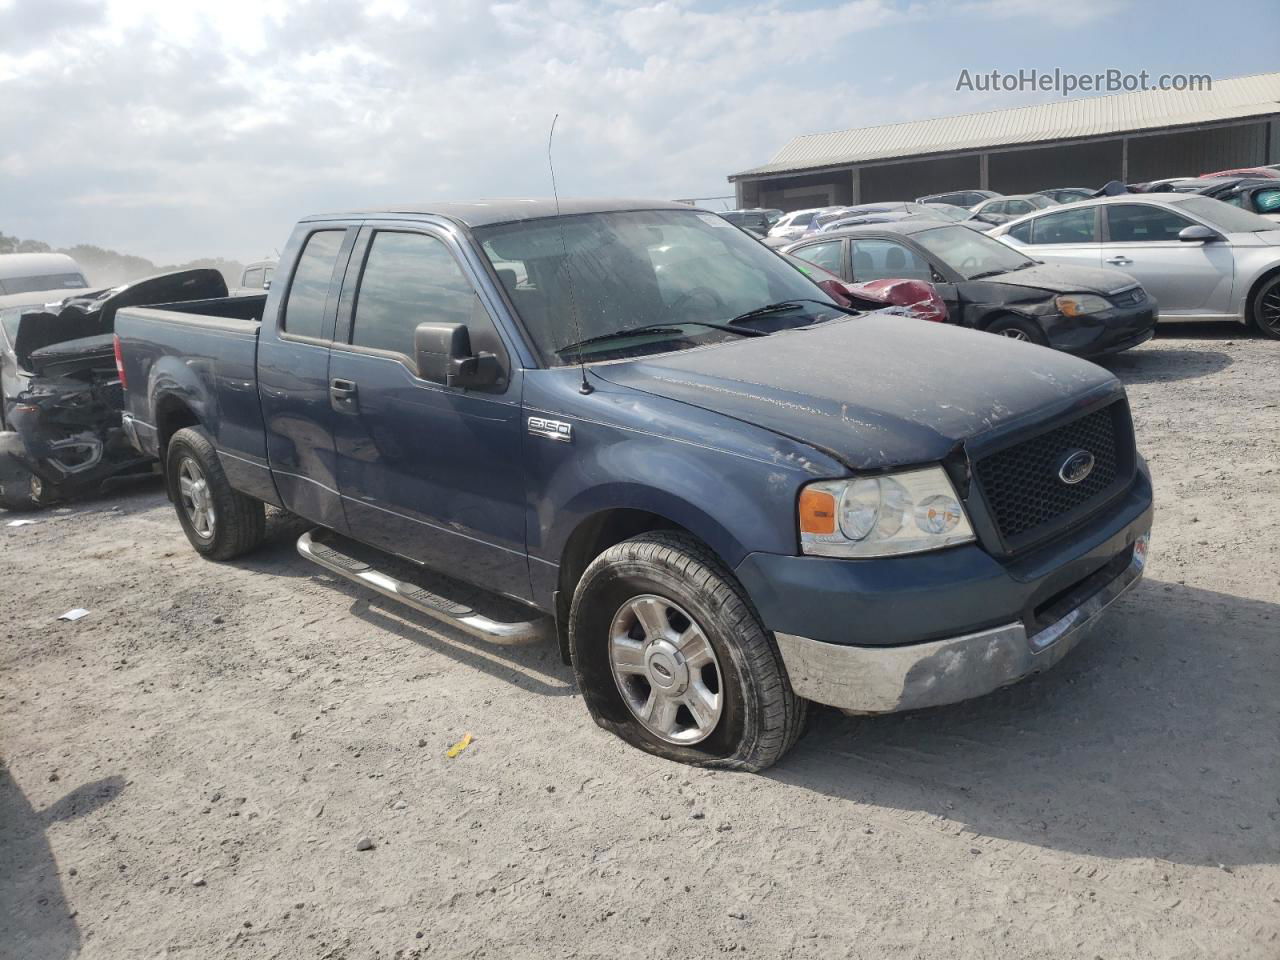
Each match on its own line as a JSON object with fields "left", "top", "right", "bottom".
{"left": 998, "top": 328, "right": 1030, "bottom": 341}
{"left": 608, "top": 594, "right": 723, "bottom": 745}
{"left": 1261, "top": 284, "right": 1280, "bottom": 334}
{"left": 178, "top": 457, "right": 215, "bottom": 539}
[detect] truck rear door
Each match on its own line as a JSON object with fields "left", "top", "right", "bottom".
{"left": 327, "top": 223, "right": 530, "bottom": 602}
{"left": 257, "top": 225, "right": 358, "bottom": 532}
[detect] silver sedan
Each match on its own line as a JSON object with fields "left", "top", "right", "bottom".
{"left": 989, "top": 194, "right": 1280, "bottom": 338}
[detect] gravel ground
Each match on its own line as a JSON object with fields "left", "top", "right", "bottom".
{"left": 2, "top": 326, "right": 1278, "bottom": 960}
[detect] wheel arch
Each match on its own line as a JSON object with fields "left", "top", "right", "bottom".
{"left": 553, "top": 506, "right": 731, "bottom": 665}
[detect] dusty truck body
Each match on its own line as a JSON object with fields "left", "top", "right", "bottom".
{"left": 0, "top": 269, "right": 226, "bottom": 509}
{"left": 115, "top": 200, "right": 1153, "bottom": 770}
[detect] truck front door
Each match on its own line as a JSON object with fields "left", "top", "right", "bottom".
{"left": 327, "top": 225, "right": 530, "bottom": 602}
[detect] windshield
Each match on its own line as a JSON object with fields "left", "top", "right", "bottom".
{"left": 474, "top": 209, "right": 841, "bottom": 364}
{"left": 912, "top": 224, "right": 1034, "bottom": 279}
{"left": 1177, "top": 196, "right": 1278, "bottom": 233}
{"left": 0, "top": 272, "right": 88, "bottom": 296}
{"left": 1027, "top": 195, "right": 1055, "bottom": 210}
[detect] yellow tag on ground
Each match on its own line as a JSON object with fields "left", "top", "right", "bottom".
{"left": 446, "top": 733, "right": 474, "bottom": 758}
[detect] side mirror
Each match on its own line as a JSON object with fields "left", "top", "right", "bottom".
{"left": 262, "top": 278, "right": 272, "bottom": 291}
{"left": 413, "top": 322, "right": 500, "bottom": 389}
{"left": 1178, "top": 224, "right": 1220, "bottom": 242}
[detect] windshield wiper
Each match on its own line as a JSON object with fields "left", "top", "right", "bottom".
{"left": 555, "top": 320, "right": 765, "bottom": 357}
{"left": 728, "top": 298, "right": 857, "bottom": 324}
{"left": 967, "top": 269, "right": 1008, "bottom": 280}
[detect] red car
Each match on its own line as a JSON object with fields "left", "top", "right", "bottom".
{"left": 1200, "top": 167, "right": 1280, "bottom": 179}
{"left": 783, "top": 253, "right": 948, "bottom": 323}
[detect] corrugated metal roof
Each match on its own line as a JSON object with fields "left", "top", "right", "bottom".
{"left": 731, "top": 72, "right": 1280, "bottom": 179}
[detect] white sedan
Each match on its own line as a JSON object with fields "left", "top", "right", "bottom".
{"left": 989, "top": 194, "right": 1280, "bottom": 338}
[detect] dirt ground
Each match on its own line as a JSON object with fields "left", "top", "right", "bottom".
{"left": 2, "top": 326, "right": 1278, "bottom": 960}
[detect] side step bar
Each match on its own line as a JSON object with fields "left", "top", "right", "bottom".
{"left": 297, "top": 530, "right": 551, "bottom": 646}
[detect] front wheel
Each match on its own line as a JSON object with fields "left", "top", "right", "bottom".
{"left": 986, "top": 314, "right": 1049, "bottom": 346}
{"left": 569, "top": 532, "right": 807, "bottom": 771}
{"left": 165, "top": 427, "right": 265, "bottom": 560}
{"left": 1249, "top": 273, "right": 1280, "bottom": 340}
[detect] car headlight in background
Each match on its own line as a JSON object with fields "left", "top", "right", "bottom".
{"left": 1055, "top": 293, "right": 1112, "bottom": 317}
{"left": 797, "top": 466, "right": 976, "bottom": 558}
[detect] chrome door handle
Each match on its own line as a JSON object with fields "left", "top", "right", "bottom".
{"left": 1105, "top": 256, "right": 1133, "bottom": 266}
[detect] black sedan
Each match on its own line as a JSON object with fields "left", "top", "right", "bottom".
{"left": 783, "top": 221, "right": 1156, "bottom": 357}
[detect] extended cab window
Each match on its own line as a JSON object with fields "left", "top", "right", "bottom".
{"left": 283, "top": 230, "right": 345, "bottom": 339}
{"left": 350, "top": 232, "right": 474, "bottom": 358}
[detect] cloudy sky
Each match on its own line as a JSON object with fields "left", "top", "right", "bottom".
{"left": 1, "top": 0, "right": 1275, "bottom": 263}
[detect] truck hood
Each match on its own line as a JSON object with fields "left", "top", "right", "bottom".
{"left": 593, "top": 315, "right": 1120, "bottom": 471}
{"left": 989, "top": 262, "right": 1138, "bottom": 295}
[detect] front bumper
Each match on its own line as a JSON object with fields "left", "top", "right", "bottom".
{"left": 774, "top": 531, "right": 1148, "bottom": 713}
{"left": 1043, "top": 301, "right": 1157, "bottom": 357}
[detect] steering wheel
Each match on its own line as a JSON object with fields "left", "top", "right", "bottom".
{"left": 958, "top": 256, "right": 980, "bottom": 273}
{"left": 668, "top": 286, "right": 727, "bottom": 314}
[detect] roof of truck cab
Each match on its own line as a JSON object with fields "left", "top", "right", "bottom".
{"left": 303, "top": 198, "right": 701, "bottom": 228}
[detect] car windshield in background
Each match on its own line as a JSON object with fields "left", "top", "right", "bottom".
{"left": 1028, "top": 195, "right": 1055, "bottom": 209}
{"left": 1177, "top": 196, "right": 1278, "bottom": 233}
{"left": 912, "top": 224, "right": 1035, "bottom": 279}
{"left": 0, "top": 273, "right": 88, "bottom": 296}
{"left": 474, "top": 209, "right": 842, "bottom": 365}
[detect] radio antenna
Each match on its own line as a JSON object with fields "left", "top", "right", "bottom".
{"left": 548, "top": 113, "right": 592, "bottom": 395}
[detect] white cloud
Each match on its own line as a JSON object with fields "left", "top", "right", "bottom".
{"left": 0, "top": 0, "right": 1130, "bottom": 261}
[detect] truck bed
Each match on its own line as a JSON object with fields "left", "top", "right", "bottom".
{"left": 115, "top": 295, "right": 276, "bottom": 503}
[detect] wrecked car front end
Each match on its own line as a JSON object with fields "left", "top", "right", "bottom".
{"left": 0, "top": 269, "right": 227, "bottom": 509}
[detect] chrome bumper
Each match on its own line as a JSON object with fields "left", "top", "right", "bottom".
{"left": 774, "top": 534, "right": 1148, "bottom": 715}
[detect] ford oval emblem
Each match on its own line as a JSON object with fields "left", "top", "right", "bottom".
{"left": 1057, "top": 449, "right": 1095, "bottom": 485}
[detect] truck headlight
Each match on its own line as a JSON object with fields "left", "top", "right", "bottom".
{"left": 798, "top": 467, "right": 975, "bottom": 558}
{"left": 1055, "top": 294, "right": 1111, "bottom": 317}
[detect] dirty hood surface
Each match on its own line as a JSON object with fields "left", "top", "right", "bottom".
{"left": 594, "top": 315, "right": 1120, "bottom": 470}
{"left": 990, "top": 262, "right": 1138, "bottom": 295}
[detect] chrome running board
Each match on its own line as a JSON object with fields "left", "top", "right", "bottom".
{"left": 297, "top": 530, "right": 550, "bottom": 646}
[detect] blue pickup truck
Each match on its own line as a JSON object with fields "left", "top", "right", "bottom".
{"left": 115, "top": 199, "right": 1152, "bottom": 770}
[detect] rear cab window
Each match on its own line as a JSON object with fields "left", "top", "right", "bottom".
{"left": 282, "top": 230, "right": 346, "bottom": 340}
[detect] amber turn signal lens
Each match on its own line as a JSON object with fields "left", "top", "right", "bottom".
{"left": 798, "top": 488, "right": 837, "bottom": 535}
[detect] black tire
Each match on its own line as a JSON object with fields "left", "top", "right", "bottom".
{"left": 986, "top": 314, "right": 1049, "bottom": 347}
{"left": 1249, "top": 273, "right": 1280, "bottom": 340}
{"left": 569, "top": 531, "right": 807, "bottom": 771}
{"left": 165, "top": 426, "right": 265, "bottom": 560}
{"left": 0, "top": 469, "right": 43, "bottom": 512}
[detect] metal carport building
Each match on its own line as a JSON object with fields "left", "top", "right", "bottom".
{"left": 729, "top": 72, "right": 1280, "bottom": 211}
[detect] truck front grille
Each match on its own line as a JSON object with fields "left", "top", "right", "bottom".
{"left": 973, "top": 402, "right": 1129, "bottom": 548}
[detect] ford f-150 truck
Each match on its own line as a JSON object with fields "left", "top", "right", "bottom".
{"left": 115, "top": 199, "right": 1152, "bottom": 770}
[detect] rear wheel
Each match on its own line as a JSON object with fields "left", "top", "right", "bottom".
{"left": 986, "top": 314, "right": 1049, "bottom": 346}
{"left": 1249, "top": 273, "right": 1280, "bottom": 340}
{"left": 165, "top": 427, "right": 265, "bottom": 560}
{"left": 569, "top": 531, "right": 807, "bottom": 771}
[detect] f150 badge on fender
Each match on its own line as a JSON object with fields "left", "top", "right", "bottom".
{"left": 528, "top": 417, "right": 573, "bottom": 442}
